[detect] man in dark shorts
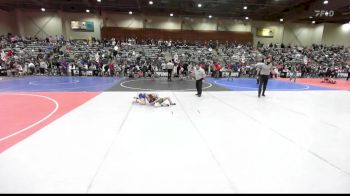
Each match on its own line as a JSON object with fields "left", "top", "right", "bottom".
{"left": 182, "top": 62, "right": 189, "bottom": 78}
{"left": 255, "top": 58, "right": 273, "bottom": 98}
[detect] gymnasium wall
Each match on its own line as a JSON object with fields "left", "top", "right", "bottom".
{"left": 282, "top": 23, "right": 324, "bottom": 47}
{"left": 217, "top": 19, "right": 252, "bottom": 32}
{"left": 101, "top": 13, "right": 253, "bottom": 43}
{"left": 103, "top": 13, "right": 144, "bottom": 28}
{"left": 61, "top": 12, "right": 102, "bottom": 40}
{"left": 144, "top": 16, "right": 182, "bottom": 30}
{"left": 251, "top": 21, "right": 285, "bottom": 47}
{"left": 0, "top": 9, "right": 101, "bottom": 40}
{"left": 251, "top": 21, "right": 326, "bottom": 47}
{"left": 322, "top": 23, "right": 350, "bottom": 47}
{"left": 0, "top": 10, "right": 18, "bottom": 36}
{"left": 15, "top": 10, "right": 63, "bottom": 39}
{"left": 250, "top": 22, "right": 349, "bottom": 47}
{"left": 102, "top": 27, "right": 253, "bottom": 43}
{"left": 102, "top": 13, "right": 252, "bottom": 32}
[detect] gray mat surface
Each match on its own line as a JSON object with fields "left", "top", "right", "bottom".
{"left": 108, "top": 78, "right": 230, "bottom": 91}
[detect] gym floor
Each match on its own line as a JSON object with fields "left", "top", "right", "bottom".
{"left": 0, "top": 76, "right": 350, "bottom": 193}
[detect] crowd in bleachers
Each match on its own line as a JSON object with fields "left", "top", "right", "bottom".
{"left": 256, "top": 42, "right": 350, "bottom": 79}
{"left": 0, "top": 33, "right": 349, "bottom": 80}
{"left": 218, "top": 42, "right": 260, "bottom": 77}
{"left": 0, "top": 34, "right": 167, "bottom": 78}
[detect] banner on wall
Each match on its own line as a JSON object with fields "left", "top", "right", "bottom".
{"left": 256, "top": 28, "right": 274, "bottom": 38}
{"left": 71, "top": 21, "right": 94, "bottom": 32}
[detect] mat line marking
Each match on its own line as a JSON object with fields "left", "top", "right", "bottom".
{"left": 0, "top": 93, "right": 59, "bottom": 142}
{"left": 86, "top": 103, "right": 134, "bottom": 193}
{"left": 120, "top": 78, "right": 213, "bottom": 91}
{"left": 208, "top": 92, "right": 350, "bottom": 177}
{"left": 213, "top": 79, "right": 311, "bottom": 91}
{"left": 172, "top": 91, "right": 239, "bottom": 193}
{"left": 29, "top": 80, "right": 80, "bottom": 86}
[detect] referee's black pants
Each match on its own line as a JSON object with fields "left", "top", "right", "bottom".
{"left": 167, "top": 69, "right": 172, "bottom": 81}
{"left": 258, "top": 75, "right": 269, "bottom": 96}
{"left": 196, "top": 78, "right": 203, "bottom": 96}
{"left": 347, "top": 73, "right": 350, "bottom": 81}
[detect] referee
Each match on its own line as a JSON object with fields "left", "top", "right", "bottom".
{"left": 255, "top": 58, "right": 273, "bottom": 98}
{"left": 194, "top": 64, "right": 206, "bottom": 97}
{"left": 166, "top": 60, "right": 174, "bottom": 81}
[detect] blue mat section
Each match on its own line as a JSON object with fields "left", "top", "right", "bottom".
{"left": 208, "top": 78, "right": 336, "bottom": 91}
{"left": 0, "top": 77, "right": 123, "bottom": 92}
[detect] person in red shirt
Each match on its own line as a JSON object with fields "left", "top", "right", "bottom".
{"left": 6, "top": 50, "right": 13, "bottom": 57}
{"left": 214, "top": 62, "right": 221, "bottom": 78}
{"left": 108, "top": 63, "right": 115, "bottom": 76}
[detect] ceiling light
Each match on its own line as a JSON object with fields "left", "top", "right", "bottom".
{"left": 97, "top": 0, "right": 101, "bottom": 2}
{"left": 41, "top": 8, "right": 45, "bottom": 12}
{"left": 149, "top": 1, "right": 153, "bottom": 5}
{"left": 312, "top": 21, "right": 316, "bottom": 24}
{"left": 245, "top": 16, "right": 249, "bottom": 20}
{"left": 86, "top": 9, "right": 90, "bottom": 13}
{"left": 243, "top": 6, "right": 247, "bottom": 10}
{"left": 129, "top": 11, "right": 133, "bottom": 15}
{"left": 280, "top": 18, "right": 284, "bottom": 22}
{"left": 209, "top": 15, "right": 212, "bottom": 19}
{"left": 170, "top": 13, "right": 174, "bottom": 17}
{"left": 198, "top": 3, "right": 202, "bottom": 8}
{"left": 309, "top": 16, "right": 313, "bottom": 19}
{"left": 323, "top": 0, "right": 328, "bottom": 4}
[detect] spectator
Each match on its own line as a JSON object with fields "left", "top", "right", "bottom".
{"left": 290, "top": 65, "right": 297, "bottom": 82}
{"left": 28, "top": 61, "right": 35, "bottom": 75}
{"left": 214, "top": 62, "right": 221, "bottom": 78}
{"left": 39, "top": 60, "right": 48, "bottom": 75}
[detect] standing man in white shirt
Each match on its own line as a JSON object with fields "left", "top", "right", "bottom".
{"left": 166, "top": 60, "right": 174, "bottom": 81}
{"left": 255, "top": 58, "right": 273, "bottom": 98}
{"left": 194, "top": 64, "right": 206, "bottom": 97}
